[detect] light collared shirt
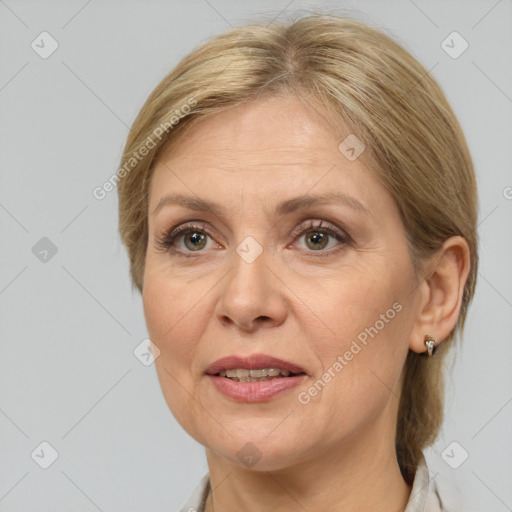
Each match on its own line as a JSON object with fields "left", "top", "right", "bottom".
{"left": 179, "top": 453, "right": 458, "bottom": 511}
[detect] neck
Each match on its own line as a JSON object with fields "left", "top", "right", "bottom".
{"left": 204, "top": 431, "right": 412, "bottom": 512}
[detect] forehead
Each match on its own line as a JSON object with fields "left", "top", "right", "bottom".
{"left": 156, "top": 95, "right": 352, "bottom": 168}
{"left": 148, "top": 95, "right": 387, "bottom": 216}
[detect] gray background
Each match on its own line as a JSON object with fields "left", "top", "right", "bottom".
{"left": 1, "top": 0, "right": 511, "bottom": 510}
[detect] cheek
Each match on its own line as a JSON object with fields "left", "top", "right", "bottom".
{"left": 142, "top": 269, "right": 211, "bottom": 440}
{"left": 142, "top": 264, "right": 202, "bottom": 365}
{"left": 304, "top": 265, "right": 395, "bottom": 344}
{"left": 303, "top": 268, "right": 408, "bottom": 409}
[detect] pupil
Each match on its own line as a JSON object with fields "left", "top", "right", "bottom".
{"left": 308, "top": 231, "right": 327, "bottom": 250}
{"left": 186, "top": 232, "right": 206, "bottom": 250}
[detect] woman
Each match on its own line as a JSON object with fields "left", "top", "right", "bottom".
{"left": 117, "top": 13, "right": 477, "bottom": 512}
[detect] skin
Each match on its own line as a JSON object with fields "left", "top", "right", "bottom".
{"left": 142, "top": 95, "right": 470, "bottom": 512}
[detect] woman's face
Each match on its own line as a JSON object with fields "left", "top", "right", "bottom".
{"left": 143, "top": 95, "right": 424, "bottom": 470}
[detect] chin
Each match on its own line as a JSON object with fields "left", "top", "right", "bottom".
{"left": 203, "top": 428, "right": 308, "bottom": 472}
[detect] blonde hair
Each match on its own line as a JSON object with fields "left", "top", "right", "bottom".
{"left": 117, "top": 13, "right": 478, "bottom": 483}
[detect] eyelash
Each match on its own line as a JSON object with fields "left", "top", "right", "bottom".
{"left": 154, "top": 219, "right": 352, "bottom": 258}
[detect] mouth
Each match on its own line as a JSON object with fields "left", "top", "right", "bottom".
{"left": 204, "top": 354, "right": 308, "bottom": 401}
{"left": 214, "top": 367, "right": 304, "bottom": 382}
{"left": 205, "top": 354, "right": 307, "bottom": 379}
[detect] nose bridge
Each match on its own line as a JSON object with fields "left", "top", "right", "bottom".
{"left": 227, "top": 235, "right": 271, "bottom": 305}
{"left": 216, "top": 235, "right": 286, "bottom": 329}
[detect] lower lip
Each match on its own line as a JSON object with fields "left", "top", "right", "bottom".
{"left": 207, "top": 374, "right": 307, "bottom": 402}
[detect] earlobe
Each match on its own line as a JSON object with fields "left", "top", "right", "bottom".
{"left": 409, "top": 236, "right": 471, "bottom": 354}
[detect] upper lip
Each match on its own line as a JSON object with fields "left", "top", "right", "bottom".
{"left": 205, "top": 354, "right": 307, "bottom": 376}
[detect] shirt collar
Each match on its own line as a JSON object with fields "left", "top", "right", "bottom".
{"left": 180, "top": 453, "right": 445, "bottom": 512}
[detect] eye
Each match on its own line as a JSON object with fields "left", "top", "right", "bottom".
{"left": 154, "top": 222, "right": 217, "bottom": 255}
{"left": 154, "top": 219, "right": 351, "bottom": 257}
{"left": 292, "top": 220, "right": 350, "bottom": 254}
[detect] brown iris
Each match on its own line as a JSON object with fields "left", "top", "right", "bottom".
{"left": 184, "top": 231, "right": 207, "bottom": 251}
{"left": 305, "top": 230, "right": 329, "bottom": 250}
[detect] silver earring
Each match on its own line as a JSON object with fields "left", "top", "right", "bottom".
{"left": 424, "top": 334, "right": 437, "bottom": 357}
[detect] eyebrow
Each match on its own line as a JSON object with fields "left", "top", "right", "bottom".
{"left": 152, "top": 191, "right": 371, "bottom": 217}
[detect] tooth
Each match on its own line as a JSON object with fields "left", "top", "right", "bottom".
{"left": 221, "top": 368, "right": 297, "bottom": 380}
{"left": 249, "top": 369, "right": 267, "bottom": 377}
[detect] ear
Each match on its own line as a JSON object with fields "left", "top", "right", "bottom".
{"left": 409, "top": 236, "right": 471, "bottom": 354}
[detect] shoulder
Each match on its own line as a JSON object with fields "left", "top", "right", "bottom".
{"left": 404, "top": 453, "right": 462, "bottom": 512}
{"left": 178, "top": 473, "right": 210, "bottom": 512}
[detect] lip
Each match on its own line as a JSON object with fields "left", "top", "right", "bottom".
{"left": 207, "top": 374, "right": 307, "bottom": 402}
{"left": 205, "top": 354, "right": 308, "bottom": 403}
{"left": 205, "top": 354, "right": 307, "bottom": 376}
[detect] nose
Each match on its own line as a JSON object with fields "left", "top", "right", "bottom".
{"left": 215, "top": 244, "right": 288, "bottom": 333}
